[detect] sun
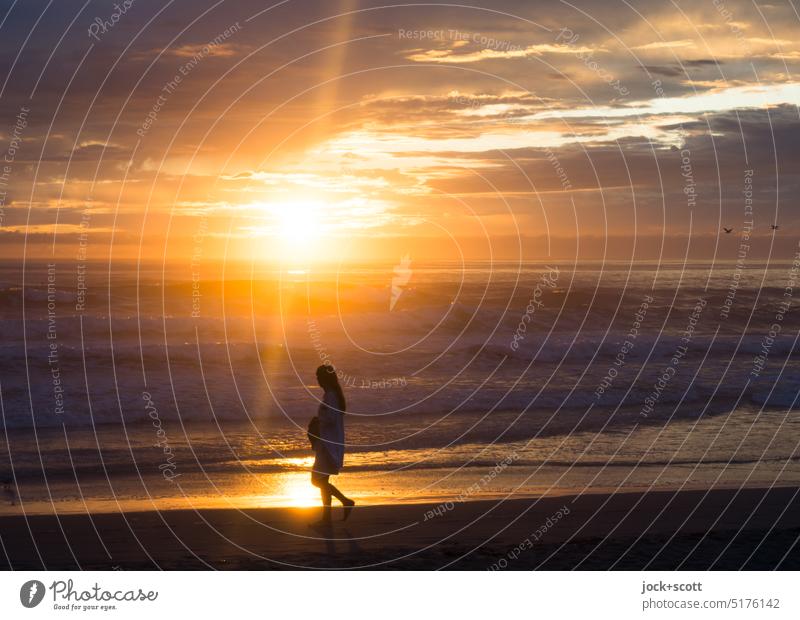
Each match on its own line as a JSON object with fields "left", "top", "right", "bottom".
{"left": 248, "top": 195, "right": 364, "bottom": 264}
{"left": 251, "top": 198, "right": 329, "bottom": 263}
{"left": 275, "top": 199, "right": 324, "bottom": 244}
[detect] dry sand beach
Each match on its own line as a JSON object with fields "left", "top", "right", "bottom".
{"left": 2, "top": 487, "right": 799, "bottom": 570}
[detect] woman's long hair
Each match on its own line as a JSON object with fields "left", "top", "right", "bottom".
{"left": 316, "top": 364, "right": 346, "bottom": 413}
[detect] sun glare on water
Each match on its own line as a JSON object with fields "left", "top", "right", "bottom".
{"left": 274, "top": 471, "right": 320, "bottom": 507}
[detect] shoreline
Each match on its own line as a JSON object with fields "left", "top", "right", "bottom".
{"left": 3, "top": 480, "right": 797, "bottom": 517}
{"left": 2, "top": 486, "right": 799, "bottom": 570}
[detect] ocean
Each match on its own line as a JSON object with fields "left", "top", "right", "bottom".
{"left": 1, "top": 259, "right": 799, "bottom": 514}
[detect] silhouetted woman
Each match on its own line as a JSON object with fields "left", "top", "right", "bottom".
{"left": 308, "top": 365, "right": 354, "bottom": 526}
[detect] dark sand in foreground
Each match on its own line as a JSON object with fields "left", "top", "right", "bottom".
{"left": 2, "top": 487, "right": 799, "bottom": 569}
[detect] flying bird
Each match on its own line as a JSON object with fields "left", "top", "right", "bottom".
{"left": 771, "top": 224, "right": 780, "bottom": 230}
{"left": 723, "top": 227, "right": 733, "bottom": 234}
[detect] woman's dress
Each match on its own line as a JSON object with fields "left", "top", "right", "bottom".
{"left": 313, "top": 390, "right": 344, "bottom": 475}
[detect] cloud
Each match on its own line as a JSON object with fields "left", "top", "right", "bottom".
{"left": 684, "top": 59, "right": 723, "bottom": 67}
{"left": 746, "top": 37, "right": 795, "bottom": 47}
{"left": 167, "top": 42, "right": 245, "bottom": 59}
{"left": 640, "top": 65, "right": 684, "bottom": 77}
{"left": 633, "top": 40, "right": 695, "bottom": 51}
{"left": 405, "top": 43, "right": 602, "bottom": 64}
{"left": 0, "top": 224, "right": 115, "bottom": 235}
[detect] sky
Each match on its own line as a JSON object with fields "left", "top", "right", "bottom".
{"left": 0, "top": 0, "right": 799, "bottom": 264}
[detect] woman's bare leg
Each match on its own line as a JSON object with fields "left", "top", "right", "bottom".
{"left": 327, "top": 481, "right": 350, "bottom": 505}
{"left": 328, "top": 480, "right": 355, "bottom": 521}
{"left": 311, "top": 473, "right": 333, "bottom": 523}
{"left": 312, "top": 473, "right": 354, "bottom": 521}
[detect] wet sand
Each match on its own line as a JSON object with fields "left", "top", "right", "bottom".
{"left": 1, "top": 486, "right": 799, "bottom": 569}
